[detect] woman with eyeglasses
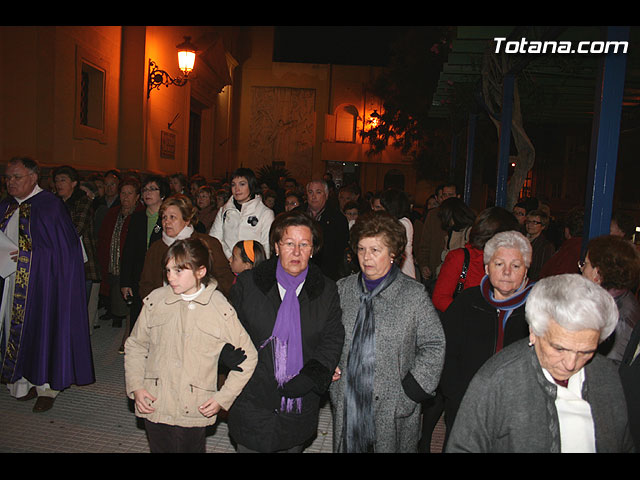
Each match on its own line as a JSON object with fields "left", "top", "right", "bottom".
{"left": 330, "top": 211, "right": 445, "bottom": 452}
{"left": 525, "top": 209, "right": 556, "bottom": 282}
{"left": 119, "top": 176, "right": 170, "bottom": 343}
{"left": 227, "top": 210, "right": 344, "bottom": 452}
{"left": 580, "top": 234, "right": 640, "bottom": 364}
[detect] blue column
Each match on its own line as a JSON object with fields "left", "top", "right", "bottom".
{"left": 450, "top": 131, "right": 458, "bottom": 182}
{"left": 496, "top": 74, "right": 514, "bottom": 207}
{"left": 464, "top": 113, "right": 478, "bottom": 205}
{"left": 583, "top": 26, "right": 629, "bottom": 253}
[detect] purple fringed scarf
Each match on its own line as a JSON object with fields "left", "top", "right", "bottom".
{"left": 260, "top": 260, "right": 308, "bottom": 413}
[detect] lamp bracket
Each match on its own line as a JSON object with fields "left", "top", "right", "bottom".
{"left": 147, "top": 59, "right": 189, "bottom": 98}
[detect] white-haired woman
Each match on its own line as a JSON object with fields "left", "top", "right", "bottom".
{"left": 438, "top": 230, "right": 534, "bottom": 442}
{"left": 446, "top": 274, "right": 634, "bottom": 453}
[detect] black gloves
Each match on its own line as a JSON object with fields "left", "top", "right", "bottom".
{"left": 280, "top": 373, "right": 316, "bottom": 398}
{"left": 279, "top": 359, "right": 332, "bottom": 398}
{"left": 401, "top": 371, "right": 434, "bottom": 403}
{"left": 219, "top": 343, "right": 247, "bottom": 372}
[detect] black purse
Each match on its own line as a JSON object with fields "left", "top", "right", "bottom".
{"left": 453, "top": 247, "right": 470, "bottom": 298}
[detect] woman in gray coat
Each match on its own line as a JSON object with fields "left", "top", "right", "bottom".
{"left": 330, "top": 211, "right": 445, "bottom": 453}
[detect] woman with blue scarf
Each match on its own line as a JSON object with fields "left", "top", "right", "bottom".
{"left": 227, "top": 210, "right": 344, "bottom": 453}
{"left": 438, "top": 230, "right": 533, "bottom": 445}
{"left": 330, "top": 211, "right": 446, "bottom": 453}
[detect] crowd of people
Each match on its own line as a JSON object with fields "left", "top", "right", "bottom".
{"left": 0, "top": 156, "right": 638, "bottom": 453}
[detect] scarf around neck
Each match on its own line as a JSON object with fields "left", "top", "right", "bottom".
{"left": 260, "top": 260, "right": 308, "bottom": 413}
{"left": 343, "top": 264, "right": 400, "bottom": 453}
{"left": 480, "top": 274, "right": 533, "bottom": 351}
{"left": 162, "top": 224, "right": 194, "bottom": 246}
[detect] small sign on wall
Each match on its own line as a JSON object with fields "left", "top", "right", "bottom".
{"left": 161, "top": 130, "right": 176, "bottom": 159}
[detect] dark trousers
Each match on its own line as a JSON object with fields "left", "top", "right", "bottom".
{"left": 418, "top": 390, "right": 445, "bottom": 453}
{"left": 236, "top": 443, "right": 304, "bottom": 453}
{"left": 144, "top": 420, "right": 206, "bottom": 453}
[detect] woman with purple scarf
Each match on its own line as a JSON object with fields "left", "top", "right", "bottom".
{"left": 227, "top": 210, "right": 344, "bottom": 452}
{"left": 438, "top": 230, "right": 534, "bottom": 446}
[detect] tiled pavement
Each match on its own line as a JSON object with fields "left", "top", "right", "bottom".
{"left": 0, "top": 316, "right": 445, "bottom": 453}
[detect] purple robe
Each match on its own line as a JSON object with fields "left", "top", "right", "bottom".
{"left": 0, "top": 190, "right": 95, "bottom": 390}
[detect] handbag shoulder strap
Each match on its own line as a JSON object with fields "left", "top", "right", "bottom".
{"left": 459, "top": 247, "right": 470, "bottom": 281}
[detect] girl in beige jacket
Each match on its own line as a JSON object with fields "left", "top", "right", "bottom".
{"left": 124, "top": 237, "right": 257, "bottom": 453}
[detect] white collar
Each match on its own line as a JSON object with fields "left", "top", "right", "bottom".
{"left": 181, "top": 284, "right": 205, "bottom": 302}
{"left": 15, "top": 184, "right": 43, "bottom": 204}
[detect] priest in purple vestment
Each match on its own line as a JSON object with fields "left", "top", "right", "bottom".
{"left": 0, "top": 157, "right": 95, "bottom": 413}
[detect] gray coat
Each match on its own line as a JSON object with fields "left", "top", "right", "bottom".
{"left": 330, "top": 271, "right": 445, "bottom": 452}
{"left": 446, "top": 338, "right": 635, "bottom": 453}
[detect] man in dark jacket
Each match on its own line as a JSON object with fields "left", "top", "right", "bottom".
{"left": 305, "top": 180, "right": 349, "bottom": 281}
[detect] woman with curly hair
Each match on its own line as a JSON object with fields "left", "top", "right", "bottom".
{"left": 580, "top": 234, "right": 640, "bottom": 363}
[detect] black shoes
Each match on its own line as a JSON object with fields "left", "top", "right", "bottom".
{"left": 16, "top": 387, "right": 56, "bottom": 412}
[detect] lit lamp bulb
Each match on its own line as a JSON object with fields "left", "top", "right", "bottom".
{"left": 176, "top": 36, "right": 197, "bottom": 76}
{"left": 369, "top": 110, "right": 380, "bottom": 129}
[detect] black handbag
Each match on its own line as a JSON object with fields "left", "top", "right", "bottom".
{"left": 453, "top": 247, "right": 470, "bottom": 298}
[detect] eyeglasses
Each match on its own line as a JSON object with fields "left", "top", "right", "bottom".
{"left": 525, "top": 220, "right": 542, "bottom": 225}
{"left": 141, "top": 186, "right": 160, "bottom": 193}
{"left": 278, "top": 241, "right": 312, "bottom": 251}
{"left": 3, "top": 173, "right": 34, "bottom": 182}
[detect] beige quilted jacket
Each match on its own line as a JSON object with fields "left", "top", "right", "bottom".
{"left": 124, "top": 281, "right": 257, "bottom": 427}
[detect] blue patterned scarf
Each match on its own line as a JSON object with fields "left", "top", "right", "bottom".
{"left": 342, "top": 265, "right": 399, "bottom": 452}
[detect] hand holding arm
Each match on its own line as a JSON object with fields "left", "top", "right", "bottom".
{"left": 133, "top": 389, "right": 156, "bottom": 414}
{"left": 219, "top": 343, "right": 247, "bottom": 372}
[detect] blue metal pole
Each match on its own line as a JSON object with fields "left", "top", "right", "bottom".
{"left": 583, "top": 26, "right": 629, "bottom": 253}
{"left": 496, "top": 73, "right": 514, "bottom": 207}
{"left": 464, "top": 113, "right": 478, "bottom": 205}
{"left": 450, "top": 131, "right": 458, "bottom": 182}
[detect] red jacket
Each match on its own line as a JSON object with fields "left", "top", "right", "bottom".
{"left": 539, "top": 236, "right": 582, "bottom": 279}
{"left": 432, "top": 244, "right": 485, "bottom": 313}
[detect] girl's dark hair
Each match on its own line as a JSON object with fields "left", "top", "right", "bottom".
{"left": 163, "top": 237, "right": 215, "bottom": 287}
{"left": 438, "top": 197, "right": 476, "bottom": 231}
{"left": 230, "top": 167, "right": 259, "bottom": 197}
{"left": 468, "top": 206, "right": 519, "bottom": 250}
{"left": 233, "top": 240, "right": 267, "bottom": 267}
{"left": 270, "top": 210, "right": 322, "bottom": 255}
{"left": 379, "top": 188, "right": 410, "bottom": 219}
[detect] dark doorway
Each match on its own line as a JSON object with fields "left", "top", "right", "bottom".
{"left": 188, "top": 98, "right": 205, "bottom": 177}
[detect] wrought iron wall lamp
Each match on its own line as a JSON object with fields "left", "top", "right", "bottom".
{"left": 147, "top": 36, "right": 198, "bottom": 98}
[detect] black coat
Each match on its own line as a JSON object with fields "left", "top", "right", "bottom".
{"left": 227, "top": 257, "right": 344, "bottom": 452}
{"left": 119, "top": 209, "right": 163, "bottom": 321}
{"left": 310, "top": 205, "right": 350, "bottom": 281}
{"left": 438, "top": 285, "right": 530, "bottom": 427}
{"left": 620, "top": 319, "right": 640, "bottom": 451}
